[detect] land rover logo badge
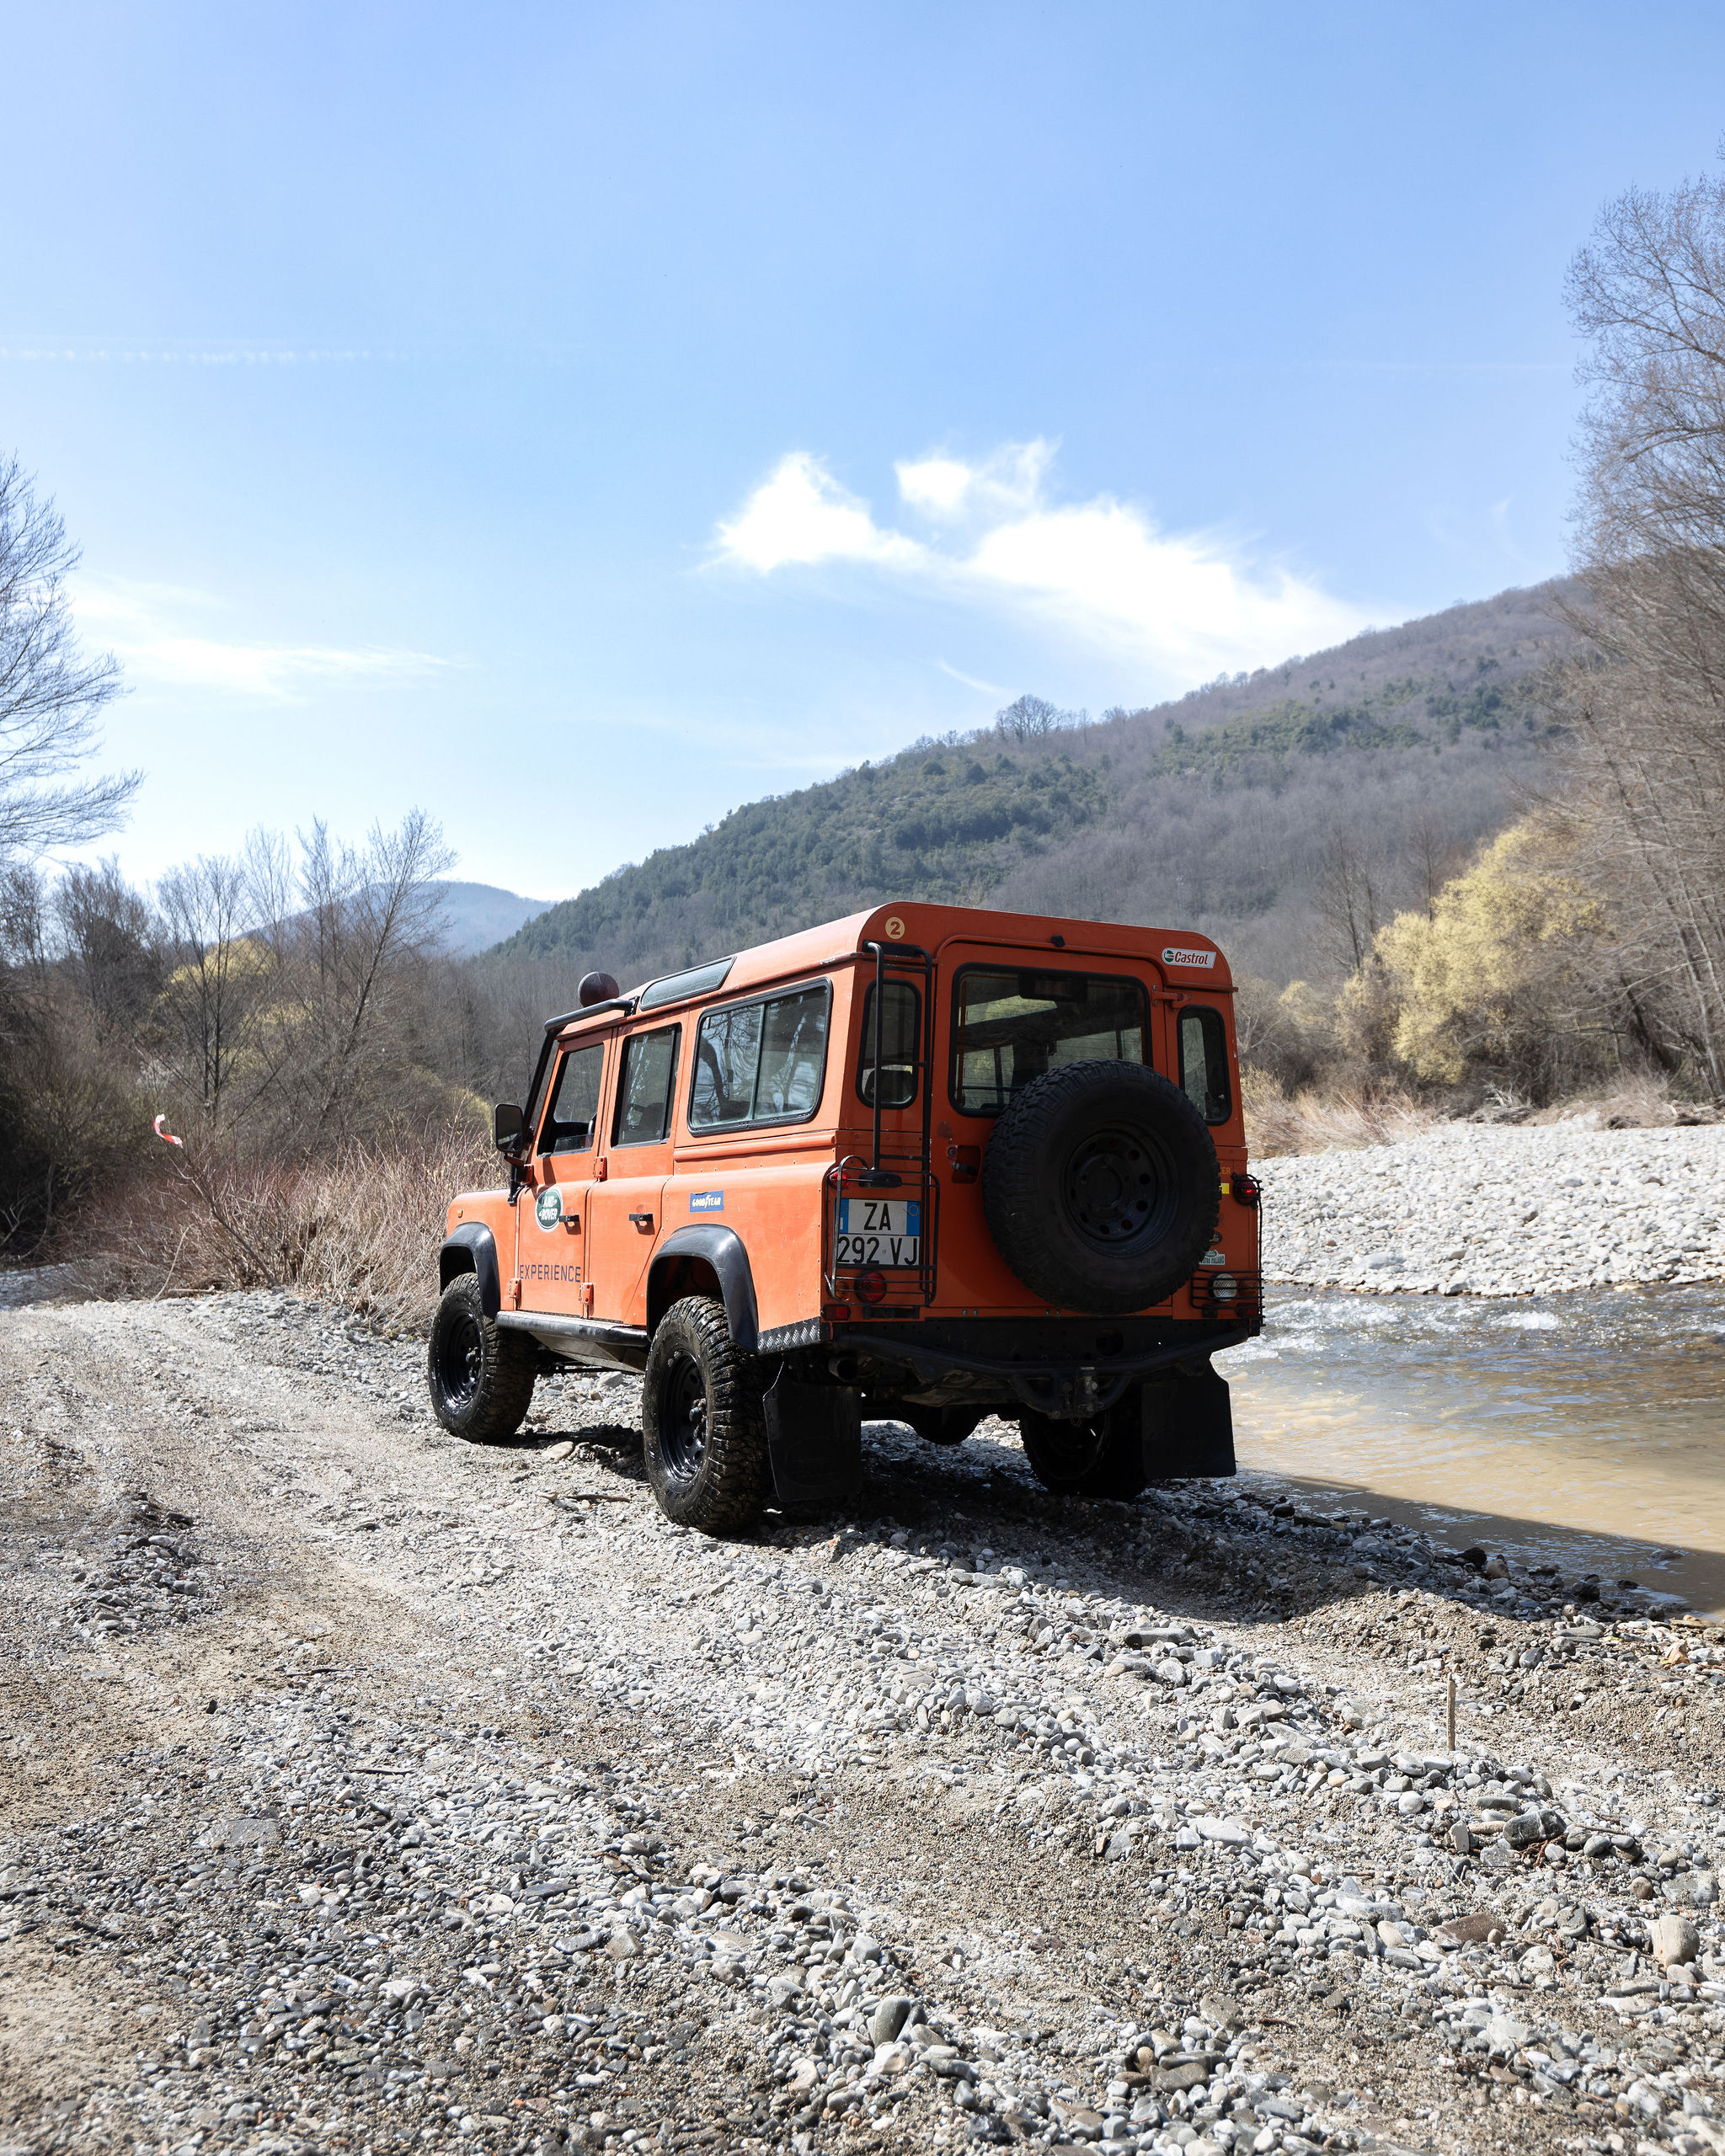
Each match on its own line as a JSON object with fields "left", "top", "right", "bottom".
{"left": 535, "top": 1187, "right": 563, "bottom": 1231}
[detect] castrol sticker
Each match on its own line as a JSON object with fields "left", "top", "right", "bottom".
{"left": 1162, "top": 946, "right": 1216, "bottom": 969}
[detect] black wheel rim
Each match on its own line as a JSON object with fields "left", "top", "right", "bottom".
{"left": 659, "top": 1351, "right": 709, "bottom": 1486}
{"left": 436, "top": 1310, "right": 485, "bottom": 1412}
{"left": 1060, "top": 1121, "right": 1178, "bottom": 1251}
{"left": 1031, "top": 1417, "right": 1107, "bottom": 1481}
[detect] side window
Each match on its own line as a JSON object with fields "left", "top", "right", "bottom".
{"left": 754, "top": 986, "right": 829, "bottom": 1118}
{"left": 612, "top": 1026, "right": 681, "bottom": 1146}
{"left": 856, "top": 979, "right": 921, "bottom": 1108}
{"left": 689, "top": 982, "right": 831, "bottom": 1131}
{"left": 1178, "top": 1006, "right": 1232, "bottom": 1123}
{"left": 690, "top": 1002, "right": 761, "bottom": 1128}
{"left": 540, "top": 1043, "right": 605, "bottom": 1154}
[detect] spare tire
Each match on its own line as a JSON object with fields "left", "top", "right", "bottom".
{"left": 981, "top": 1060, "right": 1220, "bottom": 1313}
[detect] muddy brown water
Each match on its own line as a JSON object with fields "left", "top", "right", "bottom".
{"left": 1218, "top": 1282, "right": 1725, "bottom": 1617}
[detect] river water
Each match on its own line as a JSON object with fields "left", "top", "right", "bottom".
{"left": 1217, "top": 1283, "right": 1725, "bottom": 1617}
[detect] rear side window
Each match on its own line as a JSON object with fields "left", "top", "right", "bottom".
{"left": 1178, "top": 1006, "right": 1232, "bottom": 1123}
{"left": 952, "top": 968, "right": 1148, "bottom": 1116}
{"left": 540, "top": 1043, "right": 605, "bottom": 1154}
{"left": 612, "top": 1026, "right": 681, "bottom": 1146}
{"left": 856, "top": 979, "right": 921, "bottom": 1108}
{"left": 688, "top": 982, "right": 830, "bottom": 1131}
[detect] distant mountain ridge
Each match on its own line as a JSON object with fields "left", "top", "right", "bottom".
{"left": 489, "top": 581, "right": 1576, "bottom": 989}
{"left": 431, "top": 881, "right": 553, "bottom": 957}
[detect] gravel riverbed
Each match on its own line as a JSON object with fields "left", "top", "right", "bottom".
{"left": 1259, "top": 1125, "right": 1725, "bottom": 1296}
{"left": 3, "top": 1291, "right": 1725, "bottom": 2156}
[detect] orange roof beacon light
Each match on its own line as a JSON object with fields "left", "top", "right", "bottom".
{"left": 428, "top": 902, "right": 1260, "bottom": 1535}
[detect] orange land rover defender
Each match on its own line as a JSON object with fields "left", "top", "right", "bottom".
{"left": 428, "top": 902, "right": 1261, "bottom": 1534}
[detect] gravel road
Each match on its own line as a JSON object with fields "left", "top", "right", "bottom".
{"left": 1259, "top": 1124, "right": 1725, "bottom": 1295}
{"left": 4, "top": 1290, "right": 1725, "bottom": 2156}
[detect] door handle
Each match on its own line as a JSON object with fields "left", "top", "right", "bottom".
{"left": 628, "top": 1212, "right": 654, "bottom": 1231}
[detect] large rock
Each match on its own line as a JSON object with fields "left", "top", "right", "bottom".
{"left": 1650, "top": 1913, "right": 1700, "bottom": 1969}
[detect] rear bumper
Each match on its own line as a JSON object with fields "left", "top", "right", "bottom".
{"left": 818, "top": 1312, "right": 1255, "bottom": 1420}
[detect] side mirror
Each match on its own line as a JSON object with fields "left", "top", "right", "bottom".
{"left": 494, "top": 1102, "right": 524, "bottom": 1150}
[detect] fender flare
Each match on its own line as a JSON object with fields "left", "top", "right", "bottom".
{"left": 440, "top": 1222, "right": 502, "bottom": 1320}
{"left": 651, "top": 1225, "right": 760, "bottom": 1352}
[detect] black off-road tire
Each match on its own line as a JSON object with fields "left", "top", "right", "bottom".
{"left": 1018, "top": 1394, "right": 1147, "bottom": 1500}
{"left": 642, "top": 1295, "right": 771, "bottom": 1534}
{"left": 982, "top": 1060, "right": 1220, "bottom": 1314}
{"left": 900, "top": 1404, "right": 985, "bottom": 1446}
{"left": 426, "top": 1275, "right": 537, "bottom": 1444}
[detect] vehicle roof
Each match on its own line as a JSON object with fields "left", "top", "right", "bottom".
{"left": 554, "top": 901, "right": 1231, "bottom": 1036}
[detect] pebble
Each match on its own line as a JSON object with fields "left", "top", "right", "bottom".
{"left": 3, "top": 1285, "right": 1724, "bottom": 2156}
{"left": 1258, "top": 1123, "right": 1725, "bottom": 1294}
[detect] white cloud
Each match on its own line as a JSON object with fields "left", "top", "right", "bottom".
{"left": 896, "top": 439, "right": 1051, "bottom": 522}
{"left": 714, "top": 440, "right": 1370, "bottom": 687}
{"left": 713, "top": 452, "right": 924, "bottom": 573}
{"left": 76, "top": 580, "right": 447, "bottom": 699}
{"left": 937, "top": 659, "right": 1011, "bottom": 696}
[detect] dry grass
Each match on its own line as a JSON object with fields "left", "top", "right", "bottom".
{"left": 68, "top": 1123, "right": 500, "bottom": 1331}
{"left": 1242, "top": 1070, "right": 1440, "bottom": 1156}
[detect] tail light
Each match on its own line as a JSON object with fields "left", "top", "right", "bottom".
{"left": 1210, "top": 1272, "right": 1239, "bottom": 1306}
{"left": 1232, "top": 1172, "right": 1260, "bottom": 1208}
{"left": 855, "top": 1270, "right": 888, "bottom": 1305}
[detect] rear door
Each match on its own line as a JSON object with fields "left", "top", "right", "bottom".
{"left": 588, "top": 1022, "right": 682, "bottom": 1325}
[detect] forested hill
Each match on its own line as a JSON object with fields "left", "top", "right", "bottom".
{"left": 492, "top": 580, "right": 1575, "bottom": 990}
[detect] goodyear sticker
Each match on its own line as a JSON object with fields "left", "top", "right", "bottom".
{"left": 535, "top": 1187, "right": 563, "bottom": 1231}
{"left": 690, "top": 1190, "right": 724, "bottom": 1214}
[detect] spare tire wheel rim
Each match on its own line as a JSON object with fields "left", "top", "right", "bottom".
{"left": 1061, "top": 1123, "right": 1176, "bottom": 1250}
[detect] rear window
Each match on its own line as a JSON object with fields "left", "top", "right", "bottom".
{"left": 856, "top": 979, "right": 921, "bottom": 1109}
{"left": 951, "top": 967, "right": 1149, "bottom": 1116}
{"left": 1178, "top": 1006, "right": 1232, "bottom": 1123}
{"left": 688, "top": 982, "right": 831, "bottom": 1130}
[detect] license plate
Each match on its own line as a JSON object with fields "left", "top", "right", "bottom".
{"left": 836, "top": 1194, "right": 921, "bottom": 1269}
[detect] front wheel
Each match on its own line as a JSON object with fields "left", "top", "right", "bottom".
{"left": 642, "top": 1296, "right": 770, "bottom": 1534}
{"left": 1018, "top": 1392, "right": 1146, "bottom": 1500}
{"left": 427, "top": 1275, "right": 536, "bottom": 1443}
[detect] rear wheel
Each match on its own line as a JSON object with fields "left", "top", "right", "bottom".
{"left": 900, "top": 1404, "right": 985, "bottom": 1447}
{"left": 426, "top": 1274, "right": 536, "bottom": 1443}
{"left": 642, "top": 1296, "right": 770, "bottom": 1533}
{"left": 1018, "top": 1392, "right": 1146, "bottom": 1500}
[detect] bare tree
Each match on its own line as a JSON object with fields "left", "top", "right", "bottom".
{"left": 995, "top": 693, "right": 1085, "bottom": 740}
{"left": 152, "top": 851, "right": 272, "bottom": 1129}
{"left": 0, "top": 456, "right": 137, "bottom": 860}
{"left": 1547, "top": 150, "right": 1725, "bottom": 1092}
{"left": 1313, "top": 828, "right": 1384, "bottom": 974}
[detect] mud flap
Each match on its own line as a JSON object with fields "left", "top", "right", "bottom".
{"left": 763, "top": 1369, "right": 863, "bottom": 1507}
{"left": 1142, "top": 1361, "right": 1235, "bottom": 1478}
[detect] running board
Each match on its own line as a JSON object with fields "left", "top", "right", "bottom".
{"left": 496, "top": 1310, "right": 650, "bottom": 1372}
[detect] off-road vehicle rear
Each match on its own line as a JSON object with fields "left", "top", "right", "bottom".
{"left": 429, "top": 902, "right": 1261, "bottom": 1531}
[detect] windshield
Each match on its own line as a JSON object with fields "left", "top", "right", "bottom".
{"left": 952, "top": 966, "right": 1149, "bottom": 1115}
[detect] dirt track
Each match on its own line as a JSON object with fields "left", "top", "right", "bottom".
{"left": 3, "top": 1291, "right": 1724, "bottom": 2156}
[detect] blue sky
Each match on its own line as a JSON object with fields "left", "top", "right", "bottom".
{"left": 7, "top": 2, "right": 1724, "bottom": 898}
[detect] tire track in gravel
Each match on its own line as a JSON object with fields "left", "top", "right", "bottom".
{"left": 3, "top": 1291, "right": 1724, "bottom": 2156}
